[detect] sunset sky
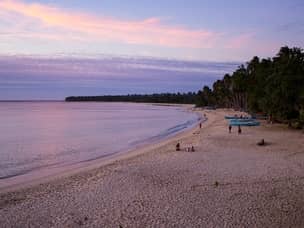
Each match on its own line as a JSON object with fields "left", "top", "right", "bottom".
{"left": 0, "top": 0, "right": 303, "bottom": 99}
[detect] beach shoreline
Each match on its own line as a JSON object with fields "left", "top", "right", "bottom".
{"left": 0, "top": 104, "right": 202, "bottom": 193}
{"left": 1, "top": 109, "right": 304, "bottom": 227}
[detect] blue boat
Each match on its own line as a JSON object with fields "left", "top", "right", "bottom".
{"left": 230, "top": 118, "right": 255, "bottom": 122}
{"left": 225, "top": 115, "right": 255, "bottom": 120}
{"left": 229, "top": 120, "right": 260, "bottom": 126}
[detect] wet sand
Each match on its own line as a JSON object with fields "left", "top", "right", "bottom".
{"left": 1, "top": 109, "right": 304, "bottom": 227}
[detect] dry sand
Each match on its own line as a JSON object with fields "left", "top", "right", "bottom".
{"left": 0, "top": 109, "right": 304, "bottom": 227}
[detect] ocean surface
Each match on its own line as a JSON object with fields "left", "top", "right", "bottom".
{"left": 0, "top": 102, "right": 200, "bottom": 180}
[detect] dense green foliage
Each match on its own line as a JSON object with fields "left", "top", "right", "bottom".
{"left": 196, "top": 46, "right": 304, "bottom": 125}
{"left": 65, "top": 92, "right": 197, "bottom": 104}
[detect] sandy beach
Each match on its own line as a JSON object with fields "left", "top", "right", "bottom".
{"left": 1, "top": 109, "right": 304, "bottom": 227}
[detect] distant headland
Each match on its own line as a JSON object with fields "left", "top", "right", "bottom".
{"left": 65, "top": 93, "right": 198, "bottom": 104}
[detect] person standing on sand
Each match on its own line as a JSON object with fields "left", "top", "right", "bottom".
{"left": 238, "top": 125, "right": 242, "bottom": 134}
{"left": 176, "top": 143, "right": 181, "bottom": 151}
{"left": 229, "top": 125, "right": 232, "bottom": 133}
{"left": 199, "top": 123, "right": 202, "bottom": 129}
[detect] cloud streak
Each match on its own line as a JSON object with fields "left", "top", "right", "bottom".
{"left": 0, "top": 0, "right": 217, "bottom": 48}
{"left": 0, "top": 55, "right": 240, "bottom": 99}
{"left": 0, "top": 55, "right": 239, "bottom": 78}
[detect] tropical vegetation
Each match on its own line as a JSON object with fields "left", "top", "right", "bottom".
{"left": 196, "top": 46, "right": 304, "bottom": 127}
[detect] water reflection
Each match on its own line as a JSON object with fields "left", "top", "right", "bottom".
{"left": 0, "top": 102, "right": 198, "bottom": 179}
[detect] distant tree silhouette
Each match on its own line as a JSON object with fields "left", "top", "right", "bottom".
{"left": 66, "top": 92, "right": 198, "bottom": 104}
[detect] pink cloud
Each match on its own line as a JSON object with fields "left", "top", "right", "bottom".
{"left": 0, "top": 0, "right": 217, "bottom": 48}
{"left": 225, "top": 33, "right": 254, "bottom": 49}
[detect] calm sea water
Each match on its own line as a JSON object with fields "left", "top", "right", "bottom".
{"left": 0, "top": 102, "right": 199, "bottom": 179}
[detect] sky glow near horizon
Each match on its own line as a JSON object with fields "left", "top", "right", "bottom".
{"left": 0, "top": 0, "right": 303, "bottom": 99}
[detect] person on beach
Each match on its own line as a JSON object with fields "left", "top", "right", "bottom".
{"left": 257, "top": 139, "right": 265, "bottom": 146}
{"left": 238, "top": 125, "right": 242, "bottom": 134}
{"left": 229, "top": 125, "right": 232, "bottom": 133}
{"left": 191, "top": 146, "right": 195, "bottom": 152}
{"left": 176, "top": 143, "right": 181, "bottom": 151}
{"left": 199, "top": 123, "right": 202, "bottom": 129}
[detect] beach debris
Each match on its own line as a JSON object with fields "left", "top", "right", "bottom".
{"left": 257, "top": 139, "right": 265, "bottom": 146}
{"left": 75, "top": 220, "right": 84, "bottom": 226}
{"left": 74, "top": 216, "right": 88, "bottom": 226}
{"left": 0, "top": 197, "right": 26, "bottom": 209}
{"left": 176, "top": 143, "right": 181, "bottom": 151}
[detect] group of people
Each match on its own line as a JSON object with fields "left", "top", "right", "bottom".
{"left": 175, "top": 114, "right": 207, "bottom": 152}
{"left": 176, "top": 143, "right": 195, "bottom": 152}
{"left": 234, "top": 114, "right": 250, "bottom": 119}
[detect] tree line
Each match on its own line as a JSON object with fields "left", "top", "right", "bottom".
{"left": 65, "top": 92, "right": 198, "bottom": 104}
{"left": 196, "top": 46, "right": 304, "bottom": 127}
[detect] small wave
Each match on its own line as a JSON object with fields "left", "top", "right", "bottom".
{"left": 0, "top": 161, "right": 64, "bottom": 180}
{"left": 130, "top": 114, "right": 202, "bottom": 147}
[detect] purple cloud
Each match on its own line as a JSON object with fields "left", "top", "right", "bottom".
{"left": 0, "top": 55, "right": 240, "bottom": 100}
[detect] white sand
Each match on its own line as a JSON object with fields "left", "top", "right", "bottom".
{"left": 0, "top": 109, "right": 304, "bottom": 227}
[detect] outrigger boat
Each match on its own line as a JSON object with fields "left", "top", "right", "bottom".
{"left": 224, "top": 115, "right": 255, "bottom": 119}
{"left": 229, "top": 120, "right": 260, "bottom": 126}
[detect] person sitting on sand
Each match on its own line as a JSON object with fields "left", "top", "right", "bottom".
{"left": 191, "top": 146, "right": 195, "bottom": 152}
{"left": 176, "top": 143, "right": 181, "bottom": 151}
{"left": 229, "top": 125, "right": 232, "bottom": 133}
{"left": 238, "top": 125, "right": 242, "bottom": 134}
{"left": 257, "top": 139, "right": 265, "bottom": 146}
